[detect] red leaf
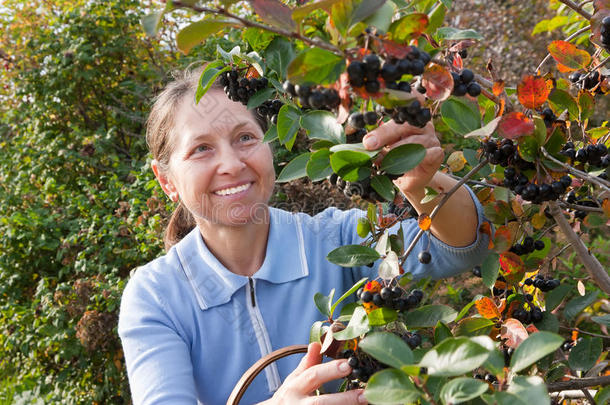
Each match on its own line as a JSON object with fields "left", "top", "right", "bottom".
{"left": 479, "top": 222, "right": 493, "bottom": 250}
{"left": 372, "top": 38, "right": 411, "bottom": 59}
{"left": 547, "top": 41, "right": 591, "bottom": 71}
{"left": 517, "top": 75, "right": 552, "bottom": 110}
{"left": 501, "top": 318, "right": 529, "bottom": 348}
{"left": 249, "top": 0, "right": 296, "bottom": 31}
{"left": 499, "top": 251, "right": 525, "bottom": 285}
{"left": 421, "top": 64, "right": 453, "bottom": 101}
{"left": 497, "top": 112, "right": 535, "bottom": 140}
{"left": 475, "top": 297, "right": 502, "bottom": 319}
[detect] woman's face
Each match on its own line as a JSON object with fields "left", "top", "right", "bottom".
{"left": 155, "top": 89, "right": 275, "bottom": 228}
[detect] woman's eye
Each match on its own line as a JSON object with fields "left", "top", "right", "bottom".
{"left": 195, "top": 145, "right": 211, "bottom": 153}
{"left": 239, "top": 134, "right": 254, "bottom": 142}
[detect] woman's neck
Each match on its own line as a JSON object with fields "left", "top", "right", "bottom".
{"left": 195, "top": 209, "right": 270, "bottom": 277}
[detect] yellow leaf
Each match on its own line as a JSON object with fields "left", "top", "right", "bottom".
{"left": 531, "top": 212, "right": 547, "bottom": 229}
{"left": 447, "top": 151, "right": 467, "bottom": 172}
{"left": 511, "top": 198, "right": 524, "bottom": 217}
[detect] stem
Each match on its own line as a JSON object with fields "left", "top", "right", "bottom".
{"left": 540, "top": 147, "right": 610, "bottom": 193}
{"left": 413, "top": 377, "right": 439, "bottom": 405}
{"left": 399, "top": 159, "right": 489, "bottom": 265}
{"left": 557, "top": 0, "right": 592, "bottom": 20}
{"left": 547, "top": 375, "right": 610, "bottom": 392}
{"left": 560, "top": 325, "right": 610, "bottom": 340}
{"left": 581, "top": 389, "right": 597, "bottom": 405}
{"left": 559, "top": 201, "right": 604, "bottom": 213}
{"left": 172, "top": 1, "right": 343, "bottom": 55}
{"left": 535, "top": 25, "right": 591, "bottom": 73}
{"left": 447, "top": 174, "right": 500, "bottom": 188}
{"left": 548, "top": 201, "right": 610, "bottom": 294}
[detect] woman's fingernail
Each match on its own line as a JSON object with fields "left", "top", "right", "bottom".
{"left": 363, "top": 135, "right": 377, "bottom": 149}
{"left": 358, "top": 392, "right": 368, "bottom": 404}
{"left": 338, "top": 361, "right": 350, "bottom": 373}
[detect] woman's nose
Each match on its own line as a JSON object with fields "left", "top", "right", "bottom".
{"left": 216, "top": 146, "right": 247, "bottom": 175}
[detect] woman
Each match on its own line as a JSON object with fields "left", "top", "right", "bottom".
{"left": 118, "top": 68, "right": 492, "bottom": 405}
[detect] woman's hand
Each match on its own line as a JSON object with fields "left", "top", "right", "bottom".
{"left": 261, "top": 342, "right": 368, "bottom": 405}
{"left": 362, "top": 97, "right": 443, "bottom": 195}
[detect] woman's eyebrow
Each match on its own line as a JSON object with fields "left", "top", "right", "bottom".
{"left": 190, "top": 122, "right": 254, "bottom": 142}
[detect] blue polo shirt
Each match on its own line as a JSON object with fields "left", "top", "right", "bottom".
{"left": 118, "top": 196, "right": 491, "bottom": 405}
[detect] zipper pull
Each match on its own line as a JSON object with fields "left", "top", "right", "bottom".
{"left": 248, "top": 277, "right": 256, "bottom": 307}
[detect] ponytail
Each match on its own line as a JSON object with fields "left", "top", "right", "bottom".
{"left": 164, "top": 202, "right": 196, "bottom": 251}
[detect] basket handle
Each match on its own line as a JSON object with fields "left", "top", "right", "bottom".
{"left": 226, "top": 344, "right": 309, "bottom": 405}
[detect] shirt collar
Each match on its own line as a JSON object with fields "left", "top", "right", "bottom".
{"left": 174, "top": 207, "right": 309, "bottom": 310}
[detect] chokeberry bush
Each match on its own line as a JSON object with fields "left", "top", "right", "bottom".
{"left": 151, "top": 0, "right": 610, "bottom": 403}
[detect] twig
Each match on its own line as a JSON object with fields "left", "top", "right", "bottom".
{"left": 557, "top": 0, "right": 593, "bottom": 20}
{"left": 577, "top": 56, "right": 610, "bottom": 87}
{"left": 547, "top": 375, "right": 610, "bottom": 392}
{"left": 400, "top": 159, "right": 489, "bottom": 265}
{"left": 541, "top": 147, "right": 610, "bottom": 193}
{"left": 413, "top": 377, "right": 439, "bottom": 405}
{"left": 548, "top": 201, "right": 610, "bottom": 294}
{"left": 447, "top": 173, "right": 499, "bottom": 188}
{"left": 535, "top": 25, "right": 591, "bottom": 73}
{"left": 581, "top": 389, "right": 597, "bottom": 405}
{"left": 172, "top": 1, "right": 343, "bottom": 55}
{"left": 559, "top": 201, "right": 604, "bottom": 213}
{"left": 560, "top": 325, "right": 610, "bottom": 340}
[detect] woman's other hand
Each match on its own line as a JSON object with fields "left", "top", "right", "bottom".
{"left": 261, "top": 342, "right": 368, "bottom": 405}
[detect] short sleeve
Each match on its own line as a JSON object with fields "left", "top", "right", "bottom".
{"left": 118, "top": 269, "right": 198, "bottom": 405}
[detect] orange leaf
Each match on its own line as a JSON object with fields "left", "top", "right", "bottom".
{"left": 493, "top": 224, "right": 517, "bottom": 253}
{"left": 475, "top": 297, "right": 502, "bottom": 319}
{"left": 497, "top": 299, "right": 507, "bottom": 314}
{"left": 364, "top": 280, "right": 382, "bottom": 293}
{"left": 479, "top": 222, "right": 494, "bottom": 250}
{"left": 497, "top": 98, "right": 506, "bottom": 117}
{"left": 501, "top": 318, "right": 529, "bottom": 348}
{"left": 246, "top": 66, "right": 261, "bottom": 79}
{"left": 492, "top": 80, "right": 505, "bottom": 97}
{"left": 602, "top": 199, "right": 610, "bottom": 218}
{"left": 421, "top": 64, "right": 453, "bottom": 101}
{"left": 418, "top": 213, "right": 431, "bottom": 231}
{"left": 526, "top": 324, "right": 539, "bottom": 334}
{"left": 547, "top": 40, "right": 591, "bottom": 71}
{"left": 517, "top": 75, "right": 552, "bottom": 110}
{"left": 497, "top": 112, "right": 535, "bottom": 140}
{"left": 499, "top": 251, "right": 525, "bottom": 285}
{"left": 556, "top": 63, "right": 574, "bottom": 73}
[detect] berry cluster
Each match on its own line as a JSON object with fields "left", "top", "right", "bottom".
{"left": 330, "top": 174, "right": 383, "bottom": 202}
{"left": 282, "top": 81, "right": 341, "bottom": 110}
{"left": 503, "top": 166, "right": 572, "bottom": 204}
{"left": 523, "top": 274, "right": 560, "bottom": 292}
{"left": 387, "top": 100, "right": 432, "bottom": 128}
{"left": 561, "top": 338, "right": 578, "bottom": 352}
{"left": 474, "top": 373, "right": 497, "bottom": 383}
{"left": 509, "top": 236, "right": 545, "bottom": 256}
{"left": 388, "top": 198, "right": 417, "bottom": 220}
{"left": 402, "top": 331, "right": 423, "bottom": 349}
{"left": 541, "top": 107, "right": 556, "bottom": 128}
{"left": 219, "top": 69, "right": 268, "bottom": 105}
{"left": 340, "top": 349, "right": 385, "bottom": 387}
{"left": 600, "top": 16, "right": 610, "bottom": 50}
{"left": 346, "top": 47, "right": 431, "bottom": 94}
{"left": 512, "top": 301, "right": 543, "bottom": 324}
{"left": 560, "top": 141, "right": 609, "bottom": 168}
{"left": 569, "top": 71, "right": 607, "bottom": 93}
{"left": 348, "top": 111, "right": 380, "bottom": 129}
{"left": 451, "top": 69, "right": 481, "bottom": 97}
{"left": 357, "top": 281, "right": 424, "bottom": 313}
{"left": 482, "top": 138, "right": 535, "bottom": 170}
{"left": 256, "top": 99, "right": 284, "bottom": 124}
{"left": 565, "top": 192, "right": 601, "bottom": 219}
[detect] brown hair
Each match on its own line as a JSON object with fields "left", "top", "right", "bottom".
{"left": 146, "top": 68, "right": 268, "bottom": 250}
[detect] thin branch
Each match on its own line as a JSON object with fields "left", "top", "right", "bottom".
{"left": 548, "top": 201, "right": 610, "bottom": 294}
{"left": 581, "top": 389, "right": 597, "bottom": 405}
{"left": 536, "top": 25, "right": 591, "bottom": 73}
{"left": 547, "top": 375, "right": 610, "bottom": 392}
{"left": 541, "top": 147, "right": 610, "bottom": 193}
{"left": 560, "top": 325, "right": 610, "bottom": 340}
{"left": 447, "top": 173, "right": 500, "bottom": 188}
{"left": 400, "top": 159, "right": 489, "bottom": 265}
{"left": 557, "top": 0, "right": 593, "bottom": 20}
{"left": 559, "top": 201, "right": 604, "bottom": 213}
{"left": 172, "top": 1, "right": 343, "bottom": 55}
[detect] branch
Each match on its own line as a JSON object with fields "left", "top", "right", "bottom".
{"left": 557, "top": 0, "right": 593, "bottom": 20}
{"left": 547, "top": 375, "right": 610, "bottom": 392}
{"left": 400, "top": 159, "right": 489, "bottom": 265}
{"left": 172, "top": 1, "right": 343, "bottom": 55}
{"left": 536, "top": 25, "right": 591, "bottom": 73}
{"left": 541, "top": 147, "right": 610, "bottom": 193}
{"left": 559, "top": 325, "right": 610, "bottom": 339}
{"left": 548, "top": 201, "right": 610, "bottom": 294}
{"left": 558, "top": 201, "right": 604, "bottom": 213}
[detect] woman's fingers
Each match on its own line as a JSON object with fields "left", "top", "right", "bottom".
{"left": 291, "top": 359, "right": 353, "bottom": 395}
{"left": 305, "top": 389, "right": 368, "bottom": 405}
{"left": 291, "top": 342, "right": 323, "bottom": 377}
{"left": 363, "top": 120, "right": 433, "bottom": 151}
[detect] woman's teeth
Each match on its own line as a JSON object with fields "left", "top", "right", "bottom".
{"left": 214, "top": 183, "right": 251, "bottom": 196}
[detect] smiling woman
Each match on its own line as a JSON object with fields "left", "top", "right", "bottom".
{"left": 117, "top": 68, "right": 492, "bottom": 405}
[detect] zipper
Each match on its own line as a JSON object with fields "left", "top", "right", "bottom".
{"left": 246, "top": 277, "right": 281, "bottom": 392}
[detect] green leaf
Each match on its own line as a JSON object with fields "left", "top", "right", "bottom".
{"left": 548, "top": 88, "right": 579, "bottom": 121}
{"left": 352, "top": 0, "right": 387, "bottom": 25}
{"left": 568, "top": 337, "right": 602, "bottom": 371}
{"left": 388, "top": 13, "right": 429, "bottom": 43}
{"left": 367, "top": 306, "right": 398, "bottom": 326}
{"left": 331, "top": 0, "right": 386, "bottom": 37}
{"left": 314, "top": 289, "right": 334, "bottom": 317}
{"left": 360, "top": 332, "right": 414, "bottom": 369}
{"left": 380, "top": 144, "right": 426, "bottom": 175}
{"left": 419, "top": 337, "right": 490, "bottom": 377}
{"left": 263, "top": 124, "right": 278, "bottom": 142}
{"left": 309, "top": 320, "right": 326, "bottom": 343}
{"left": 510, "top": 332, "right": 563, "bottom": 372}
{"left": 440, "top": 377, "right": 488, "bottom": 405}
{"left": 364, "top": 369, "right": 421, "bottom": 405}
{"left": 481, "top": 252, "right": 500, "bottom": 289}
{"left": 330, "top": 150, "right": 372, "bottom": 181}
{"left": 264, "top": 37, "right": 295, "bottom": 79}
{"left": 405, "top": 305, "right": 457, "bottom": 328}
{"left": 247, "top": 88, "right": 276, "bottom": 110}
{"left": 544, "top": 283, "right": 571, "bottom": 312}
{"left": 545, "top": 362, "right": 568, "bottom": 383}
{"left": 326, "top": 244, "right": 380, "bottom": 267}
{"left": 286, "top": 48, "right": 345, "bottom": 85}
{"left": 434, "top": 321, "right": 453, "bottom": 344}
{"left": 292, "top": 0, "right": 342, "bottom": 24}
{"left": 357, "top": 217, "right": 371, "bottom": 238}
{"left": 592, "top": 314, "right": 610, "bottom": 327}
{"left": 330, "top": 277, "right": 368, "bottom": 317}
{"left": 563, "top": 291, "right": 598, "bottom": 321}
{"left": 329, "top": 143, "right": 378, "bottom": 157}
{"left": 436, "top": 27, "right": 483, "bottom": 41}
{"left": 177, "top": 20, "right": 235, "bottom": 54}
{"left": 578, "top": 90, "right": 595, "bottom": 122}
{"left": 243, "top": 28, "right": 276, "bottom": 52}
{"left": 453, "top": 317, "right": 495, "bottom": 337}
{"left": 370, "top": 175, "right": 395, "bottom": 202}
{"left": 535, "top": 311, "right": 559, "bottom": 333}
{"left": 333, "top": 306, "right": 370, "bottom": 340}
{"left": 506, "top": 376, "right": 550, "bottom": 405}
{"left": 455, "top": 295, "right": 483, "bottom": 322}
{"left": 276, "top": 152, "right": 311, "bottom": 182}
{"left": 483, "top": 349, "right": 506, "bottom": 376}
{"left": 249, "top": 0, "right": 296, "bottom": 31}
{"left": 421, "top": 186, "right": 439, "bottom": 204}
{"left": 363, "top": 1, "right": 395, "bottom": 33}
{"left": 595, "top": 386, "right": 610, "bottom": 405}
{"left": 306, "top": 149, "right": 333, "bottom": 181}
{"left": 518, "top": 135, "right": 540, "bottom": 162}
{"left": 141, "top": 11, "right": 164, "bottom": 37}
{"left": 216, "top": 44, "right": 242, "bottom": 63}
{"left": 441, "top": 97, "right": 481, "bottom": 135}
{"left": 301, "top": 110, "right": 345, "bottom": 143}
{"left": 276, "top": 104, "right": 301, "bottom": 148}
{"left": 195, "top": 62, "right": 231, "bottom": 103}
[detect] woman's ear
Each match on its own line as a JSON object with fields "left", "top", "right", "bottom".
{"left": 151, "top": 159, "right": 179, "bottom": 202}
